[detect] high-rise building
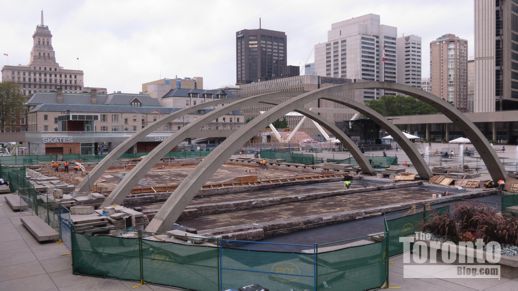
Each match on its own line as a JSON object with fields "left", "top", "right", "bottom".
{"left": 142, "top": 77, "right": 203, "bottom": 98}
{"left": 396, "top": 35, "right": 422, "bottom": 87}
{"left": 474, "top": 0, "right": 518, "bottom": 112}
{"left": 468, "top": 59, "right": 475, "bottom": 112}
{"left": 236, "top": 28, "right": 287, "bottom": 84}
{"left": 421, "top": 78, "right": 432, "bottom": 93}
{"left": 314, "top": 14, "right": 397, "bottom": 100}
{"left": 1, "top": 11, "right": 84, "bottom": 96}
{"left": 304, "top": 63, "right": 316, "bottom": 75}
{"left": 430, "top": 34, "right": 468, "bottom": 112}
{"left": 286, "top": 65, "right": 300, "bottom": 77}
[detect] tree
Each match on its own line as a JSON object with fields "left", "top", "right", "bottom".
{"left": 366, "top": 95, "right": 438, "bottom": 116}
{"left": 272, "top": 117, "right": 288, "bottom": 129}
{"left": 0, "top": 82, "right": 25, "bottom": 132}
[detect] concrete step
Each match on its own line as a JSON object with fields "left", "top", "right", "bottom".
{"left": 21, "top": 216, "right": 59, "bottom": 243}
{"left": 4, "top": 194, "right": 28, "bottom": 211}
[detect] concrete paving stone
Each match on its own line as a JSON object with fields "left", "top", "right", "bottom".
{"left": 484, "top": 280, "right": 518, "bottom": 291}
{"left": 119, "top": 281, "right": 155, "bottom": 290}
{"left": 441, "top": 277, "right": 512, "bottom": 290}
{"left": 148, "top": 284, "right": 186, "bottom": 291}
{"left": 0, "top": 273, "right": 58, "bottom": 291}
{"left": 39, "top": 255, "right": 72, "bottom": 274}
{"left": 56, "top": 278, "right": 130, "bottom": 291}
{"left": 49, "top": 270, "right": 114, "bottom": 289}
{"left": 0, "top": 260, "right": 47, "bottom": 282}
{"left": 0, "top": 247, "right": 37, "bottom": 266}
{"left": 390, "top": 276, "right": 477, "bottom": 291}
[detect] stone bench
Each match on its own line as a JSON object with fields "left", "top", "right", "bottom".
{"left": 0, "top": 185, "right": 10, "bottom": 194}
{"left": 21, "top": 216, "right": 59, "bottom": 243}
{"left": 4, "top": 194, "right": 28, "bottom": 211}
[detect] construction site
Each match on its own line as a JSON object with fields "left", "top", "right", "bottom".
{"left": 18, "top": 151, "right": 498, "bottom": 242}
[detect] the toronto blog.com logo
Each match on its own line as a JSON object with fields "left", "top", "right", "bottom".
{"left": 400, "top": 231, "right": 501, "bottom": 279}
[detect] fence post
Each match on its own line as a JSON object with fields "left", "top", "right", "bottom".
{"left": 384, "top": 219, "right": 390, "bottom": 288}
{"left": 138, "top": 230, "right": 144, "bottom": 285}
{"left": 313, "top": 243, "right": 318, "bottom": 291}
{"left": 218, "top": 239, "right": 223, "bottom": 291}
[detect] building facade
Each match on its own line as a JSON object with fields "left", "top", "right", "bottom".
{"left": 1, "top": 12, "right": 84, "bottom": 96}
{"left": 25, "top": 90, "right": 243, "bottom": 155}
{"left": 430, "top": 34, "right": 468, "bottom": 112}
{"left": 396, "top": 35, "right": 422, "bottom": 87}
{"left": 475, "top": 0, "right": 518, "bottom": 112}
{"left": 304, "top": 63, "right": 316, "bottom": 75}
{"left": 142, "top": 77, "right": 203, "bottom": 99}
{"left": 236, "top": 28, "right": 287, "bottom": 85}
{"left": 468, "top": 59, "right": 475, "bottom": 112}
{"left": 314, "top": 14, "right": 397, "bottom": 100}
{"left": 421, "top": 78, "right": 432, "bottom": 93}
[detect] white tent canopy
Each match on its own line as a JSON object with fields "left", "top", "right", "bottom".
{"left": 449, "top": 137, "right": 471, "bottom": 144}
{"left": 382, "top": 132, "right": 420, "bottom": 140}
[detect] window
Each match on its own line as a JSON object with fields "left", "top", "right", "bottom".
{"left": 133, "top": 126, "right": 137, "bottom": 131}
{"left": 100, "top": 126, "right": 108, "bottom": 132}
{"left": 43, "top": 125, "right": 48, "bottom": 131}
{"left": 43, "top": 114, "right": 48, "bottom": 121}
{"left": 111, "top": 114, "right": 119, "bottom": 123}
{"left": 130, "top": 99, "right": 142, "bottom": 107}
{"left": 124, "top": 118, "right": 128, "bottom": 125}
{"left": 101, "top": 114, "right": 107, "bottom": 122}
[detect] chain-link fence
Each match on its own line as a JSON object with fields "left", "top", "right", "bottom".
{"left": 0, "top": 150, "right": 212, "bottom": 166}
{"left": 260, "top": 150, "right": 319, "bottom": 164}
{"left": 69, "top": 229, "right": 389, "bottom": 291}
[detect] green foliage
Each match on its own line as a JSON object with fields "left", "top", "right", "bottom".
{"left": 272, "top": 117, "right": 288, "bottom": 128}
{"left": 366, "top": 95, "right": 438, "bottom": 116}
{"left": 0, "top": 82, "right": 25, "bottom": 131}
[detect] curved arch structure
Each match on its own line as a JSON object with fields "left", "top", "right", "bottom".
{"left": 100, "top": 91, "right": 387, "bottom": 207}
{"left": 75, "top": 97, "right": 240, "bottom": 194}
{"left": 258, "top": 104, "right": 375, "bottom": 175}
{"left": 145, "top": 82, "right": 506, "bottom": 234}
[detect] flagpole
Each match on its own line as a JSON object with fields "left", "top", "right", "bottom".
{"left": 3, "top": 53, "right": 9, "bottom": 66}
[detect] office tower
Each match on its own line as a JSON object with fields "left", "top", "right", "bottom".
{"left": 396, "top": 35, "right": 422, "bottom": 87}
{"left": 474, "top": 0, "right": 518, "bottom": 112}
{"left": 236, "top": 28, "right": 287, "bottom": 84}
{"left": 1, "top": 11, "right": 84, "bottom": 96}
{"left": 314, "top": 14, "right": 397, "bottom": 100}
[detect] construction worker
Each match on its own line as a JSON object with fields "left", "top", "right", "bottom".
{"left": 497, "top": 178, "right": 506, "bottom": 192}
{"left": 63, "top": 161, "right": 69, "bottom": 173}
{"left": 51, "top": 161, "right": 59, "bottom": 172}
{"left": 343, "top": 175, "right": 353, "bottom": 189}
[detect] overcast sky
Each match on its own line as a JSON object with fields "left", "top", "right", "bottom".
{"left": 0, "top": 0, "right": 474, "bottom": 93}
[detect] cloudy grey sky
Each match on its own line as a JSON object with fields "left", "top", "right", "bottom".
{"left": 0, "top": 0, "right": 474, "bottom": 93}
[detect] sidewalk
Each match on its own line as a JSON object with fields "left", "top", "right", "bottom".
{"left": 389, "top": 255, "right": 518, "bottom": 290}
{"left": 0, "top": 194, "right": 182, "bottom": 291}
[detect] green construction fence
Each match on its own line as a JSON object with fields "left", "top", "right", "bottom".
{"left": 259, "top": 150, "right": 319, "bottom": 165}
{"left": 336, "top": 156, "right": 398, "bottom": 169}
{"left": 385, "top": 206, "right": 450, "bottom": 257}
{"left": 502, "top": 193, "right": 518, "bottom": 213}
{"left": 0, "top": 150, "right": 211, "bottom": 166}
{"left": 71, "top": 230, "right": 389, "bottom": 291}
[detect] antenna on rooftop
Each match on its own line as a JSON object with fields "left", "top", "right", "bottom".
{"left": 41, "top": 10, "right": 44, "bottom": 26}
{"left": 259, "top": 17, "right": 261, "bottom": 29}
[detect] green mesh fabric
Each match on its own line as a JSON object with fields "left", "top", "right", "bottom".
{"left": 72, "top": 233, "right": 141, "bottom": 281}
{"left": 141, "top": 240, "right": 218, "bottom": 291}
{"left": 317, "top": 241, "right": 387, "bottom": 291}
{"left": 502, "top": 194, "right": 518, "bottom": 212}
{"left": 220, "top": 248, "right": 315, "bottom": 290}
{"left": 260, "top": 150, "right": 315, "bottom": 164}
{"left": 341, "top": 156, "right": 398, "bottom": 168}
{"left": 0, "top": 151, "right": 211, "bottom": 166}
{"left": 424, "top": 205, "right": 450, "bottom": 221}
{"left": 386, "top": 212, "right": 423, "bottom": 256}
